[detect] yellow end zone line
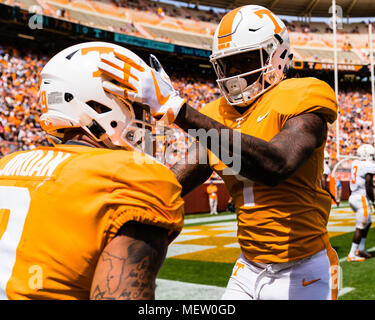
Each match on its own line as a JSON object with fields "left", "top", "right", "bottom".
{"left": 170, "top": 206, "right": 374, "bottom": 263}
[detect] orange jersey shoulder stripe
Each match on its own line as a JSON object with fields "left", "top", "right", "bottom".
{"left": 217, "top": 7, "right": 243, "bottom": 49}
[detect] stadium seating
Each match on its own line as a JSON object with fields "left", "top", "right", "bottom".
{"left": 293, "top": 47, "right": 364, "bottom": 64}
{"left": 5, "top": 0, "right": 372, "bottom": 65}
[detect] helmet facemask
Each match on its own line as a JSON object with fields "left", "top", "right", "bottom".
{"left": 121, "top": 100, "right": 156, "bottom": 156}
{"left": 211, "top": 36, "right": 287, "bottom": 107}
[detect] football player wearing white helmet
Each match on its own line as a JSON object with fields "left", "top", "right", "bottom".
{"left": 99, "top": 5, "right": 339, "bottom": 300}
{"left": 347, "top": 144, "right": 375, "bottom": 262}
{"left": 0, "top": 42, "right": 184, "bottom": 300}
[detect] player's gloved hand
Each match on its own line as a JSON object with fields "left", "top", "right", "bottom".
{"left": 98, "top": 50, "right": 185, "bottom": 124}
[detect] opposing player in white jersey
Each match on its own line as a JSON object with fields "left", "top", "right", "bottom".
{"left": 347, "top": 144, "right": 375, "bottom": 262}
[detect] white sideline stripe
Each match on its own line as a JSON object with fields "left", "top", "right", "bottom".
{"left": 327, "top": 226, "right": 355, "bottom": 232}
{"left": 173, "top": 234, "right": 208, "bottom": 242}
{"left": 339, "top": 287, "right": 355, "bottom": 297}
{"left": 156, "top": 279, "right": 225, "bottom": 300}
{"left": 166, "top": 244, "right": 215, "bottom": 258}
{"left": 224, "top": 242, "right": 240, "bottom": 248}
{"left": 327, "top": 221, "right": 341, "bottom": 225}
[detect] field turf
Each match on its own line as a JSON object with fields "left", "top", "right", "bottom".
{"left": 158, "top": 202, "right": 375, "bottom": 300}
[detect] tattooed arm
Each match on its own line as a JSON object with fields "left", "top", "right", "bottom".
{"left": 90, "top": 221, "right": 168, "bottom": 300}
{"left": 175, "top": 103, "right": 327, "bottom": 186}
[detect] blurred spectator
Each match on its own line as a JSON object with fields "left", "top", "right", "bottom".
{"left": 206, "top": 180, "right": 218, "bottom": 215}
{"left": 157, "top": 7, "right": 165, "bottom": 18}
{"left": 0, "top": 44, "right": 50, "bottom": 156}
{"left": 226, "top": 196, "right": 235, "bottom": 213}
{"left": 336, "top": 180, "right": 342, "bottom": 207}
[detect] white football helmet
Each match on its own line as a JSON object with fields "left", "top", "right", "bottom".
{"left": 357, "top": 144, "right": 375, "bottom": 160}
{"left": 210, "top": 5, "right": 292, "bottom": 106}
{"left": 39, "top": 42, "right": 154, "bottom": 153}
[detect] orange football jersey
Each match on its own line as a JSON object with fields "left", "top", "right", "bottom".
{"left": 206, "top": 184, "right": 218, "bottom": 200}
{"left": 199, "top": 77, "right": 337, "bottom": 263}
{"left": 0, "top": 144, "right": 184, "bottom": 299}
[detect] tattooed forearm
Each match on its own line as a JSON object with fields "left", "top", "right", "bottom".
{"left": 90, "top": 222, "right": 168, "bottom": 300}
{"left": 175, "top": 104, "right": 327, "bottom": 186}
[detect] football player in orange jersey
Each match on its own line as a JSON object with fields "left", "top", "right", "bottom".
{"left": 98, "top": 5, "right": 339, "bottom": 300}
{"left": 0, "top": 42, "right": 184, "bottom": 300}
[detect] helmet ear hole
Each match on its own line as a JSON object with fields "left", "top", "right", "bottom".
{"left": 64, "top": 92, "right": 74, "bottom": 102}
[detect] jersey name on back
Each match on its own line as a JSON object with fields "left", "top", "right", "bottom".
{"left": 0, "top": 150, "right": 71, "bottom": 179}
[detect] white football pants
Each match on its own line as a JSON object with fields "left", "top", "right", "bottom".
{"left": 222, "top": 246, "right": 339, "bottom": 300}
{"left": 209, "top": 198, "right": 217, "bottom": 214}
{"left": 349, "top": 194, "right": 372, "bottom": 229}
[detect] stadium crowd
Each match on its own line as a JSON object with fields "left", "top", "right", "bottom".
{"left": 0, "top": 41, "right": 374, "bottom": 165}
{"left": 0, "top": 44, "right": 50, "bottom": 157}
{"left": 325, "top": 88, "right": 375, "bottom": 158}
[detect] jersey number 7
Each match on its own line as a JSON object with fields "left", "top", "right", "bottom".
{"left": 0, "top": 186, "right": 31, "bottom": 299}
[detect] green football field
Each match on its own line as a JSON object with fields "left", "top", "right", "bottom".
{"left": 156, "top": 202, "right": 375, "bottom": 300}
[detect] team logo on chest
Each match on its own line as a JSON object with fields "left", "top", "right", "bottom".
{"left": 235, "top": 117, "right": 244, "bottom": 128}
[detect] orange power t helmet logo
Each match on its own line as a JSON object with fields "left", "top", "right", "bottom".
{"left": 254, "top": 9, "right": 283, "bottom": 34}
{"left": 217, "top": 8, "right": 284, "bottom": 51}
{"left": 81, "top": 46, "right": 115, "bottom": 77}
{"left": 217, "top": 7, "right": 243, "bottom": 50}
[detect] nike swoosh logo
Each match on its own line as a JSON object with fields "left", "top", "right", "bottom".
{"left": 249, "top": 27, "right": 262, "bottom": 32}
{"left": 151, "top": 70, "right": 170, "bottom": 106}
{"left": 302, "top": 278, "right": 321, "bottom": 287}
{"left": 257, "top": 111, "right": 270, "bottom": 122}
